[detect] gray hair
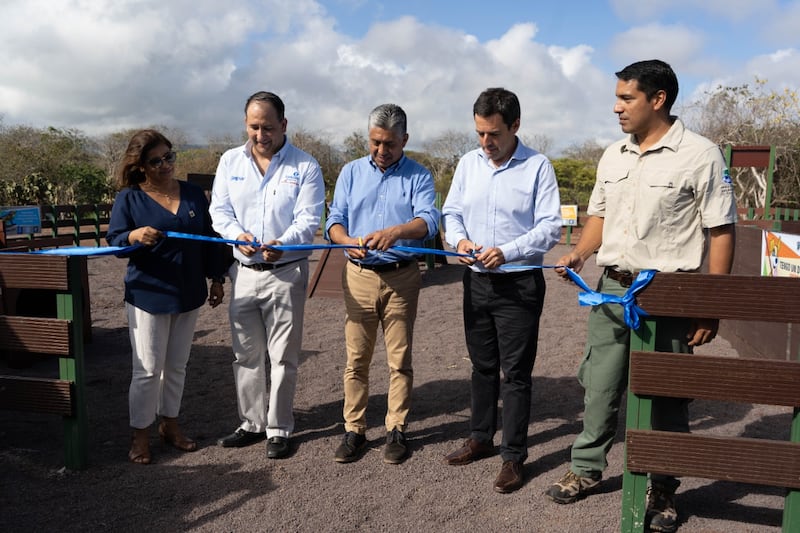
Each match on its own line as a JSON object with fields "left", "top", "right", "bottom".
{"left": 368, "top": 103, "right": 407, "bottom": 136}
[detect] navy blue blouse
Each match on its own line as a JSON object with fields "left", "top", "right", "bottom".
{"left": 106, "top": 181, "right": 227, "bottom": 314}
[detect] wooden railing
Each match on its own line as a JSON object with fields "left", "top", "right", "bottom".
{"left": 0, "top": 254, "right": 89, "bottom": 469}
{"left": 620, "top": 273, "right": 800, "bottom": 532}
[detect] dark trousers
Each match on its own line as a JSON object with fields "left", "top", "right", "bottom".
{"left": 463, "top": 268, "right": 545, "bottom": 463}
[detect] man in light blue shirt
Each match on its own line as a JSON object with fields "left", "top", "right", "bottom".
{"left": 442, "top": 87, "right": 562, "bottom": 493}
{"left": 326, "top": 103, "right": 439, "bottom": 465}
{"left": 210, "top": 91, "right": 325, "bottom": 459}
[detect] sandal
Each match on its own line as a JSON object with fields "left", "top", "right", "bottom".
{"left": 159, "top": 417, "right": 198, "bottom": 452}
{"left": 128, "top": 428, "right": 151, "bottom": 464}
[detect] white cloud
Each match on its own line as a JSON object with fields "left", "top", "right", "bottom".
{"left": 1, "top": 0, "right": 792, "bottom": 157}
{"left": 609, "top": 24, "right": 705, "bottom": 67}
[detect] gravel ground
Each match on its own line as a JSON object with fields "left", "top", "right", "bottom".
{"left": 0, "top": 244, "right": 787, "bottom": 532}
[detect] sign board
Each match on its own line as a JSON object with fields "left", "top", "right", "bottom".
{"left": 761, "top": 230, "right": 800, "bottom": 277}
{"left": 0, "top": 206, "right": 42, "bottom": 235}
{"left": 561, "top": 204, "right": 578, "bottom": 226}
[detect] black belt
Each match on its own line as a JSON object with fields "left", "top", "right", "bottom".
{"left": 348, "top": 259, "right": 413, "bottom": 273}
{"left": 238, "top": 257, "right": 305, "bottom": 272}
{"left": 604, "top": 266, "right": 637, "bottom": 288}
{"left": 473, "top": 269, "right": 537, "bottom": 279}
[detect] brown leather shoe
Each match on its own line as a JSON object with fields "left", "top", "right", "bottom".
{"left": 494, "top": 460, "right": 524, "bottom": 493}
{"left": 444, "top": 438, "right": 494, "bottom": 465}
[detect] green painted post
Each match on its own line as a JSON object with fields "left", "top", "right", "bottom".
{"left": 57, "top": 256, "right": 88, "bottom": 469}
{"left": 784, "top": 407, "right": 800, "bottom": 532}
{"left": 620, "top": 318, "right": 656, "bottom": 533}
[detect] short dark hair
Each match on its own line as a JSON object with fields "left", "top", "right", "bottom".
{"left": 244, "top": 91, "right": 285, "bottom": 119}
{"left": 615, "top": 60, "right": 679, "bottom": 113}
{"left": 473, "top": 88, "right": 520, "bottom": 129}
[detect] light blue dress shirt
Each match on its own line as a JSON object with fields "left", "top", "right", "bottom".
{"left": 326, "top": 154, "right": 440, "bottom": 265}
{"left": 442, "top": 139, "right": 562, "bottom": 271}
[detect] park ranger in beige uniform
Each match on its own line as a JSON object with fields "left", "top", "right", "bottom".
{"left": 544, "top": 60, "right": 737, "bottom": 533}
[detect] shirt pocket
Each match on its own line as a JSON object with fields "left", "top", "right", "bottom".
{"left": 637, "top": 170, "right": 689, "bottom": 239}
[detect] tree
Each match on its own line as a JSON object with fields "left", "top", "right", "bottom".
{"left": 689, "top": 79, "right": 800, "bottom": 209}
{"left": 342, "top": 130, "right": 369, "bottom": 161}
{"left": 0, "top": 124, "right": 109, "bottom": 205}
{"left": 422, "top": 130, "right": 476, "bottom": 194}
{"left": 521, "top": 133, "right": 553, "bottom": 158}
{"left": 290, "top": 129, "right": 345, "bottom": 198}
{"left": 562, "top": 139, "right": 605, "bottom": 166}
{"left": 552, "top": 158, "right": 596, "bottom": 205}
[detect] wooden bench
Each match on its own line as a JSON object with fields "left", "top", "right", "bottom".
{"left": 620, "top": 273, "right": 800, "bottom": 532}
{"left": 0, "top": 254, "right": 89, "bottom": 469}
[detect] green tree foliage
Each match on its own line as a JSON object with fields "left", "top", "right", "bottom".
{"left": 0, "top": 122, "right": 113, "bottom": 205}
{"left": 552, "top": 158, "right": 596, "bottom": 205}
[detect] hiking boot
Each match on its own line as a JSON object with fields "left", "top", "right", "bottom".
{"left": 647, "top": 485, "right": 678, "bottom": 532}
{"left": 334, "top": 431, "right": 367, "bottom": 463}
{"left": 544, "top": 470, "right": 601, "bottom": 504}
{"left": 383, "top": 428, "right": 408, "bottom": 464}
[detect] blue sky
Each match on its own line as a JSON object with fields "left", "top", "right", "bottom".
{"left": 0, "top": 0, "right": 797, "bottom": 154}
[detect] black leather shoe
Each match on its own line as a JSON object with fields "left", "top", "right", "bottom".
{"left": 266, "top": 436, "right": 290, "bottom": 459}
{"left": 217, "top": 428, "right": 265, "bottom": 448}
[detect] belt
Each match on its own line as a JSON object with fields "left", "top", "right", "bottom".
{"left": 238, "top": 257, "right": 305, "bottom": 272}
{"left": 604, "top": 266, "right": 638, "bottom": 288}
{"left": 348, "top": 258, "right": 413, "bottom": 273}
{"left": 473, "top": 269, "right": 537, "bottom": 279}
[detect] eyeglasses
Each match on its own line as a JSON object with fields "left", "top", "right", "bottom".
{"left": 146, "top": 151, "right": 177, "bottom": 168}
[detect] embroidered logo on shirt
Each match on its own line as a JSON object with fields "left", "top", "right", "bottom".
{"left": 231, "top": 176, "right": 246, "bottom": 182}
{"left": 722, "top": 170, "right": 733, "bottom": 184}
{"left": 281, "top": 171, "right": 300, "bottom": 185}
{"left": 189, "top": 210, "right": 196, "bottom": 218}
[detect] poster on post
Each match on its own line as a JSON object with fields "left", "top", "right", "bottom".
{"left": 0, "top": 206, "right": 42, "bottom": 235}
{"left": 761, "top": 230, "right": 800, "bottom": 277}
{"left": 560, "top": 205, "right": 578, "bottom": 226}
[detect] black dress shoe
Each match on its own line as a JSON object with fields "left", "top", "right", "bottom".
{"left": 217, "top": 428, "right": 265, "bottom": 448}
{"left": 266, "top": 436, "right": 290, "bottom": 459}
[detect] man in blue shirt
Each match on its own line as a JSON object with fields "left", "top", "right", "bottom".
{"left": 326, "top": 103, "right": 440, "bottom": 465}
{"left": 442, "top": 88, "right": 562, "bottom": 493}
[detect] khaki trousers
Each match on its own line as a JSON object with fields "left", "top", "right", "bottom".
{"left": 341, "top": 260, "right": 421, "bottom": 434}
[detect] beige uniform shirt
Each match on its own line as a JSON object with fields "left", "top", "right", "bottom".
{"left": 588, "top": 118, "right": 737, "bottom": 272}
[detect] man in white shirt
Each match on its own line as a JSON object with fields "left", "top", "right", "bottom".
{"left": 210, "top": 91, "right": 325, "bottom": 459}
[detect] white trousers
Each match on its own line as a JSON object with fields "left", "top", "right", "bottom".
{"left": 228, "top": 260, "right": 308, "bottom": 438}
{"left": 126, "top": 303, "right": 200, "bottom": 429}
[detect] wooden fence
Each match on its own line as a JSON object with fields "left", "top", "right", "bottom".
{"left": 1, "top": 203, "right": 113, "bottom": 250}
{"left": 0, "top": 254, "right": 89, "bottom": 469}
{"left": 620, "top": 273, "right": 800, "bottom": 532}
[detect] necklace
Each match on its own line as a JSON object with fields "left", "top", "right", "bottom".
{"left": 141, "top": 181, "right": 178, "bottom": 201}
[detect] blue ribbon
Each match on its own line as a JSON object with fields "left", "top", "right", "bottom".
{"left": 19, "top": 245, "right": 141, "bottom": 256}
{"left": 4, "top": 230, "right": 655, "bottom": 329}
{"left": 574, "top": 269, "right": 655, "bottom": 330}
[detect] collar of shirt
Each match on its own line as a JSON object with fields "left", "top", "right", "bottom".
{"left": 476, "top": 137, "right": 531, "bottom": 170}
{"left": 368, "top": 154, "right": 405, "bottom": 174}
{"left": 621, "top": 117, "right": 685, "bottom": 156}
